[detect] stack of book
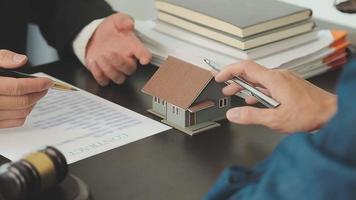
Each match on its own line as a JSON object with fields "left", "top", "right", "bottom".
{"left": 136, "top": 0, "right": 350, "bottom": 79}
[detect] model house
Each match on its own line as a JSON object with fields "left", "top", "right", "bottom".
{"left": 142, "top": 56, "right": 231, "bottom": 135}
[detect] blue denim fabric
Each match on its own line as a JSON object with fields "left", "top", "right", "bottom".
{"left": 205, "top": 59, "right": 356, "bottom": 200}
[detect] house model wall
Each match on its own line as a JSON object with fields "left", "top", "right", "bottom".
{"left": 142, "top": 56, "right": 231, "bottom": 135}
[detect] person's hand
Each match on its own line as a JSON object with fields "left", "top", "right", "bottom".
{"left": 214, "top": 60, "right": 337, "bottom": 133}
{"left": 0, "top": 50, "right": 54, "bottom": 128}
{"left": 85, "top": 13, "right": 152, "bottom": 86}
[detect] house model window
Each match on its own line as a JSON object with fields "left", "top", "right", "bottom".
{"left": 155, "top": 97, "right": 166, "bottom": 105}
{"left": 142, "top": 56, "right": 231, "bottom": 135}
{"left": 219, "top": 98, "right": 229, "bottom": 108}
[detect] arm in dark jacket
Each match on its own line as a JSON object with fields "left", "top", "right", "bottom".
{"left": 28, "top": 0, "right": 115, "bottom": 60}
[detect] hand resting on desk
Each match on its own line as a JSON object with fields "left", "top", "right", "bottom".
{"left": 0, "top": 50, "right": 53, "bottom": 128}
{"left": 214, "top": 60, "right": 337, "bottom": 133}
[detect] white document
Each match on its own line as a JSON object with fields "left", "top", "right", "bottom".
{"left": 136, "top": 20, "right": 238, "bottom": 70}
{"left": 155, "top": 20, "right": 319, "bottom": 60}
{"left": 0, "top": 73, "right": 171, "bottom": 164}
{"left": 135, "top": 20, "right": 335, "bottom": 69}
{"left": 256, "top": 30, "right": 334, "bottom": 68}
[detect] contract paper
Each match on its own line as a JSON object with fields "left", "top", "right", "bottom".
{"left": 0, "top": 73, "right": 171, "bottom": 164}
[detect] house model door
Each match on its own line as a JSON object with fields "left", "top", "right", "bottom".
{"left": 189, "top": 112, "right": 196, "bottom": 126}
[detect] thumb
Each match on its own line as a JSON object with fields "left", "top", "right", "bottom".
{"left": 226, "top": 106, "right": 274, "bottom": 126}
{"left": 0, "top": 50, "right": 28, "bottom": 68}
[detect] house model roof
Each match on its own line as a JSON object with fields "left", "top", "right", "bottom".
{"left": 142, "top": 56, "right": 214, "bottom": 110}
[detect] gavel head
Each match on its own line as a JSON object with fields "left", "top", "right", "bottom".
{"left": 0, "top": 147, "right": 68, "bottom": 200}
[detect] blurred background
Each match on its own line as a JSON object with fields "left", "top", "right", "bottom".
{"left": 26, "top": 0, "right": 156, "bottom": 65}
{"left": 26, "top": 0, "right": 355, "bottom": 66}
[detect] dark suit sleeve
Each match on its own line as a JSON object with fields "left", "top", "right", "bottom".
{"left": 28, "top": 0, "right": 115, "bottom": 60}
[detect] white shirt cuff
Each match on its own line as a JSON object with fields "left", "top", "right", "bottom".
{"left": 73, "top": 18, "right": 106, "bottom": 66}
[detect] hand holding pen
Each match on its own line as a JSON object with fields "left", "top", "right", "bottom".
{"left": 0, "top": 49, "right": 77, "bottom": 128}
{"left": 204, "top": 58, "right": 280, "bottom": 108}
{"left": 0, "top": 50, "right": 54, "bottom": 128}
{"left": 208, "top": 59, "right": 337, "bottom": 134}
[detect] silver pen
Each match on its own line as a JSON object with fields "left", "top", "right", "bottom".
{"left": 204, "top": 58, "right": 281, "bottom": 108}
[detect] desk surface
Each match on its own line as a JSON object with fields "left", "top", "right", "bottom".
{"left": 0, "top": 60, "right": 343, "bottom": 200}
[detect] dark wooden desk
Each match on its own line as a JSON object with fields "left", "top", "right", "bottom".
{"left": 0, "top": 59, "right": 344, "bottom": 200}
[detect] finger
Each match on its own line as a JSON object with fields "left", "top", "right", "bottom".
{"left": 215, "top": 60, "right": 271, "bottom": 86}
{"left": 0, "top": 118, "right": 26, "bottom": 128}
{"left": 256, "top": 87, "right": 270, "bottom": 96}
{"left": 112, "top": 13, "right": 135, "bottom": 31}
{"left": 0, "top": 77, "right": 53, "bottom": 96}
{"left": 0, "top": 49, "right": 28, "bottom": 68}
{"left": 0, "top": 91, "right": 48, "bottom": 110}
{"left": 132, "top": 36, "right": 152, "bottom": 65}
{"left": 98, "top": 57, "right": 126, "bottom": 85}
{"left": 222, "top": 83, "right": 243, "bottom": 96}
{"left": 0, "top": 105, "right": 35, "bottom": 121}
{"left": 107, "top": 52, "right": 137, "bottom": 76}
{"left": 226, "top": 106, "right": 275, "bottom": 126}
{"left": 86, "top": 59, "right": 110, "bottom": 86}
{"left": 245, "top": 96, "right": 259, "bottom": 105}
{"left": 120, "top": 57, "right": 138, "bottom": 76}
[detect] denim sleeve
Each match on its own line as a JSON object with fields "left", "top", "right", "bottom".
{"left": 205, "top": 59, "right": 356, "bottom": 200}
